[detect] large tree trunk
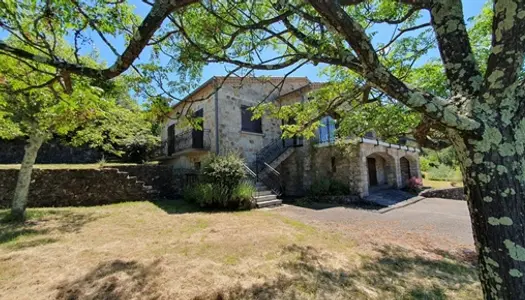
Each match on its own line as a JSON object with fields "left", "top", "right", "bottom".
{"left": 449, "top": 131, "right": 525, "bottom": 299}
{"left": 10, "top": 133, "right": 45, "bottom": 221}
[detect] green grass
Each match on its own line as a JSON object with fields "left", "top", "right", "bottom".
{"left": 423, "top": 172, "right": 463, "bottom": 189}
{"left": 0, "top": 201, "right": 481, "bottom": 300}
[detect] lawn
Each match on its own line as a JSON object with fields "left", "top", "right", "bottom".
{"left": 0, "top": 201, "right": 481, "bottom": 300}
{"left": 422, "top": 172, "right": 463, "bottom": 189}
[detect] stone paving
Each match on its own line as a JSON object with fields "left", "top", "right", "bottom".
{"left": 364, "top": 188, "right": 416, "bottom": 206}
{"left": 274, "top": 197, "right": 474, "bottom": 249}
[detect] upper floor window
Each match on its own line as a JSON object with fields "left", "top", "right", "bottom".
{"left": 241, "top": 105, "right": 262, "bottom": 133}
{"left": 319, "top": 116, "right": 337, "bottom": 143}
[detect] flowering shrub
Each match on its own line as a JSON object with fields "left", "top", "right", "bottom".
{"left": 406, "top": 177, "right": 423, "bottom": 193}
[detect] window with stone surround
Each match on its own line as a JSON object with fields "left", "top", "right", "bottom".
{"left": 241, "top": 105, "right": 262, "bottom": 133}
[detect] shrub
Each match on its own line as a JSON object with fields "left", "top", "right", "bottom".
{"left": 308, "top": 178, "right": 350, "bottom": 197}
{"left": 406, "top": 177, "right": 423, "bottom": 193}
{"left": 183, "top": 183, "right": 214, "bottom": 204}
{"left": 231, "top": 181, "right": 256, "bottom": 210}
{"left": 419, "top": 156, "right": 431, "bottom": 172}
{"left": 183, "top": 154, "right": 254, "bottom": 210}
{"left": 427, "top": 164, "right": 462, "bottom": 182}
{"left": 202, "top": 154, "right": 245, "bottom": 189}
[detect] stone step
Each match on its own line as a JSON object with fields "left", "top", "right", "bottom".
{"left": 255, "top": 194, "right": 278, "bottom": 202}
{"left": 257, "top": 199, "right": 282, "bottom": 208}
{"left": 255, "top": 190, "right": 274, "bottom": 196}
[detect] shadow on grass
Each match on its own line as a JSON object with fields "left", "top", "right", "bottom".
{"left": 0, "top": 209, "right": 100, "bottom": 249}
{"left": 151, "top": 199, "right": 202, "bottom": 214}
{"left": 284, "top": 197, "right": 384, "bottom": 211}
{"left": 152, "top": 199, "right": 251, "bottom": 215}
{"left": 55, "top": 259, "right": 163, "bottom": 300}
{"left": 193, "top": 244, "right": 480, "bottom": 300}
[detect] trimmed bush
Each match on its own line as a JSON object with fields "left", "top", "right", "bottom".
{"left": 202, "top": 154, "right": 245, "bottom": 188}
{"left": 183, "top": 154, "right": 254, "bottom": 210}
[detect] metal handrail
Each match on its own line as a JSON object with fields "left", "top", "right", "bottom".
{"left": 243, "top": 163, "right": 257, "bottom": 178}
{"left": 264, "top": 162, "right": 280, "bottom": 176}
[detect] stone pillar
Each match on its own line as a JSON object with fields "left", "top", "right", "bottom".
{"left": 394, "top": 157, "right": 403, "bottom": 189}
{"left": 360, "top": 150, "right": 369, "bottom": 197}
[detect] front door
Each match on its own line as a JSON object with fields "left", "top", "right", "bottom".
{"left": 367, "top": 157, "right": 378, "bottom": 186}
{"left": 192, "top": 109, "right": 204, "bottom": 148}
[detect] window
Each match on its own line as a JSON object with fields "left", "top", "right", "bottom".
{"left": 167, "top": 124, "right": 175, "bottom": 155}
{"left": 241, "top": 105, "right": 262, "bottom": 133}
{"left": 319, "top": 116, "right": 337, "bottom": 143}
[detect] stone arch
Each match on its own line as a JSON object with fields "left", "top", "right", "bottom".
{"left": 399, "top": 154, "right": 419, "bottom": 187}
{"left": 366, "top": 152, "right": 397, "bottom": 190}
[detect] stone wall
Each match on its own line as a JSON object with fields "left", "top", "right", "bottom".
{"left": 419, "top": 187, "right": 466, "bottom": 200}
{"left": 0, "top": 139, "right": 102, "bottom": 164}
{"left": 0, "top": 165, "right": 197, "bottom": 208}
{"left": 108, "top": 165, "right": 198, "bottom": 198}
{"left": 0, "top": 168, "right": 151, "bottom": 208}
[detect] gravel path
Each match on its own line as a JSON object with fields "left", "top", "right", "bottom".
{"left": 273, "top": 198, "right": 474, "bottom": 251}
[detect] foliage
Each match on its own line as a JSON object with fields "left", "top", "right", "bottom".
{"left": 427, "top": 165, "right": 462, "bottom": 182}
{"left": 307, "top": 178, "right": 350, "bottom": 197}
{"left": 202, "top": 154, "right": 246, "bottom": 189}
{"left": 184, "top": 154, "right": 253, "bottom": 210}
{"left": 231, "top": 181, "right": 256, "bottom": 210}
{"left": 183, "top": 183, "right": 214, "bottom": 206}
{"left": 420, "top": 147, "right": 459, "bottom": 172}
{"left": 406, "top": 177, "right": 423, "bottom": 193}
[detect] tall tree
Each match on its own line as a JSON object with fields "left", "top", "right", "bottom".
{"left": 156, "top": 1, "right": 525, "bottom": 298}
{"left": 0, "top": 41, "right": 158, "bottom": 219}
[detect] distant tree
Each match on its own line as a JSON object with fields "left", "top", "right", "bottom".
{"left": 0, "top": 41, "right": 157, "bottom": 220}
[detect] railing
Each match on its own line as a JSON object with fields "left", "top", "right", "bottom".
{"left": 154, "top": 129, "right": 211, "bottom": 158}
{"left": 243, "top": 163, "right": 283, "bottom": 196}
{"left": 252, "top": 137, "right": 299, "bottom": 173}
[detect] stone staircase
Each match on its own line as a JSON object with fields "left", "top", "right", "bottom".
{"left": 254, "top": 181, "right": 282, "bottom": 208}
{"left": 113, "top": 169, "right": 161, "bottom": 199}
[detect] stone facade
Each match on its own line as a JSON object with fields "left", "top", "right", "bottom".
{"left": 159, "top": 76, "right": 421, "bottom": 197}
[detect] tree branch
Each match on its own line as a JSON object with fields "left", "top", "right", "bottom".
{"left": 0, "top": 0, "right": 198, "bottom": 79}
{"left": 428, "top": 0, "right": 482, "bottom": 98}
{"left": 307, "top": 0, "right": 480, "bottom": 132}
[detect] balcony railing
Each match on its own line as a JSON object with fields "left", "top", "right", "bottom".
{"left": 154, "top": 129, "right": 211, "bottom": 158}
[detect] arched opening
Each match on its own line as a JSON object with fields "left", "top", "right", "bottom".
{"left": 400, "top": 157, "right": 411, "bottom": 185}
{"left": 366, "top": 152, "right": 396, "bottom": 191}
{"left": 400, "top": 155, "right": 419, "bottom": 187}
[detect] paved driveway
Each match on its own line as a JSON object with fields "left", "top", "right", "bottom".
{"left": 274, "top": 198, "right": 474, "bottom": 250}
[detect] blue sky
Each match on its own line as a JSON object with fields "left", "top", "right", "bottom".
{"left": 1, "top": 0, "right": 488, "bottom": 91}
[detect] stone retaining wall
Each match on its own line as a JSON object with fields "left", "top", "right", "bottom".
{"left": 106, "top": 165, "right": 198, "bottom": 198}
{"left": 0, "top": 165, "right": 199, "bottom": 208}
{"left": 0, "top": 168, "right": 151, "bottom": 208}
{"left": 419, "top": 187, "right": 465, "bottom": 200}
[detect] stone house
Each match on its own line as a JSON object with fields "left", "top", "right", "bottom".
{"left": 157, "top": 76, "right": 421, "bottom": 205}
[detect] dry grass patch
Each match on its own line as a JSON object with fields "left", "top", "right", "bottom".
{"left": 0, "top": 201, "right": 481, "bottom": 300}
